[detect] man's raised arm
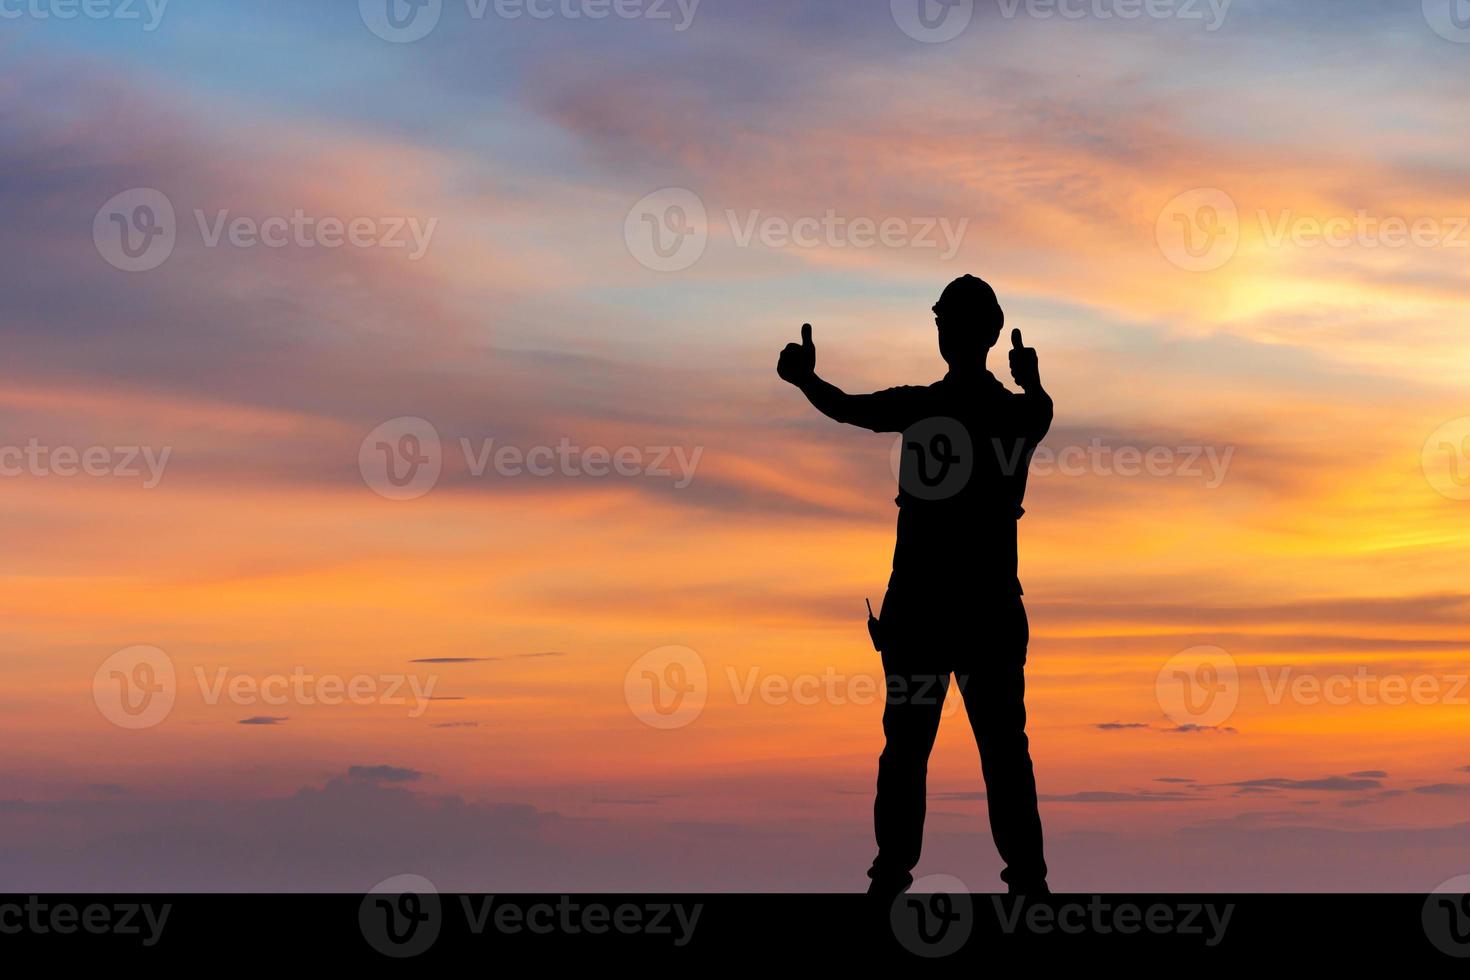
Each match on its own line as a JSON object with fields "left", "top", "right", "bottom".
{"left": 1008, "top": 328, "right": 1054, "bottom": 442}
{"left": 777, "top": 323, "right": 907, "bottom": 432}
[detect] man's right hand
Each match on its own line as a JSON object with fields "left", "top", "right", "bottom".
{"left": 777, "top": 323, "right": 817, "bottom": 386}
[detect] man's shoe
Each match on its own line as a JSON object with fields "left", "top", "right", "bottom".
{"left": 1005, "top": 879, "right": 1050, "bottom": 895}
{"left": 866, "top": 876, "right": 911, "bottom": 901}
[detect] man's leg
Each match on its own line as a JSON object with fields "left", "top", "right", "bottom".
{"left": 867, "top": 648, "right": 949, "bottom": 896}
{"left": 956, "top": 596, "right": 1048, "bottom": 892}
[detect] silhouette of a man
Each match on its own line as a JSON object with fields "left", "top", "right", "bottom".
{"left": 777, "top": 275, "right": 1051, "bottom": 895}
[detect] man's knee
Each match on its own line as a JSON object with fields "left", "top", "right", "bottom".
{"left": 877, "top": 737, "right": 933, "bottom": 780}
{"left": 975, "top": 728, "right": 1031, "bottom": 759}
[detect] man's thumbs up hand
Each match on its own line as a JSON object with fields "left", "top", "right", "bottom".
{"left": 778, "top": 323, "right": 818, "bottom": 386}
{"left": 1008, "top": 328, "right": 1041, "bottom": 391}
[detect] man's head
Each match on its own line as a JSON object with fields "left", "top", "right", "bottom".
{"left": 933, "top": 274, "right": 1004, "bottom": 368}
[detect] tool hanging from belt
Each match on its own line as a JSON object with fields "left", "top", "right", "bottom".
{"left": 866, "top": 597, "right": 883, "bottom": 652}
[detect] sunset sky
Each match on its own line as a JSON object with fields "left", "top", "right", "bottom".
{"left": 3, "top": 0, "right": 1470, "bottom": 891}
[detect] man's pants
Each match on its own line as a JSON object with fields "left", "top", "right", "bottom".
{"left": 866, "top": 591, "right": 1047, "bottom": 892}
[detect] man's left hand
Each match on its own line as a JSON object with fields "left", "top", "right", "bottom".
{"left": 1008, "top": 328, "right": 1041, "bottom": 391}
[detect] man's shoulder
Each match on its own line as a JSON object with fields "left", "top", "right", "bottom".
{"left": 869, "top": 382, "right": 943, "bottom": 406}
{"left": 875, "top": 381, "right": 944, "bottom": 395}
{"left": 934, "top": 372, "right": 1014, "bottom": 402}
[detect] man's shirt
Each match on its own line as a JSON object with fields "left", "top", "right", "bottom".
{"left": 834, "top": 370, "right": 1052, "bottom": 596}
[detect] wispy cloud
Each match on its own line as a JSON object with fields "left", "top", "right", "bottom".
{"left": 348, "top": 766, "right": 425, "bottom": 784}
